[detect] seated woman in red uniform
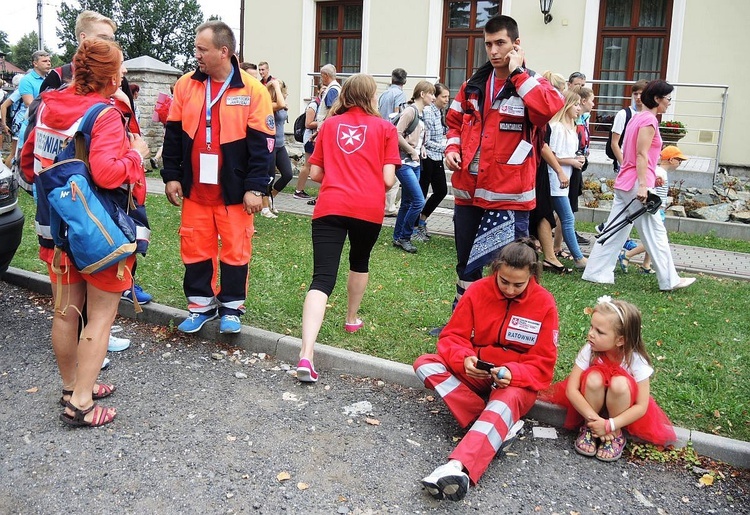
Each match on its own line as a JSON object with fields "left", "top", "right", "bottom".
{"left": 21, "top": 39, "right": 150, "bottom": 427}
{"left": 296, "top": 73, "right": 401, "bottom": 383}
{"left": 414, "top": 239, "right": 559, "bottom": 502}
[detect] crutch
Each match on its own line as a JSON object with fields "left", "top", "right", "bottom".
{"left": 596, "top": 192, "right": 662, "bottom": 244}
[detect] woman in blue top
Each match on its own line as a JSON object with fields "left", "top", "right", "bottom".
{"left": 262, "top": 79, "right": 294, "bottom": 218}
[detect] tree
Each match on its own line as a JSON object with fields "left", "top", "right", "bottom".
{"left": 57, "top": 0, "right": 205, "bottom": 70}
{"left": 10, "top": 32, "right": 57, "bottom": 70}
{"left": 0, "top": 31, "right": 10, "bottom": 55}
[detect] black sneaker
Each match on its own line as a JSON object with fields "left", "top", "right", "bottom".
{"left": 576, "top": 232, "right": 590, "bottom": 245}
{"left": 293, "top": 190, "right": 312, "bottom": 199}
{"left": 393, "top": 239, "right": 417, "bottom": 253}
{"left": 595, "top": 223, "right": 605, "bottom": 235}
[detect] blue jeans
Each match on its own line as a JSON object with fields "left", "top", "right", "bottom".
{"left": 551, "top": 195, "right": 583, "bottom": 261}
{"left": 393, "top": 164, "right": 425, "bottom": 241}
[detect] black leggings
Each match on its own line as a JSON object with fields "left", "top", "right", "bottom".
{"left": 419, "top": 157, "right": 448, "bottom": 219}
{"left": 270, "top": 146, "right": 294, "bottom": 194}
{"left": 309, "top": 215, "right": 382, "bottom": 297}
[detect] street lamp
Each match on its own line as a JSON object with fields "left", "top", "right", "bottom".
{"left": 540, "top": 0, "right": 553, "bottom": 25}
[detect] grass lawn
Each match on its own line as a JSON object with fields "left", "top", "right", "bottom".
{"left": 11, "top": 192, "right": 750, "bottom": 442}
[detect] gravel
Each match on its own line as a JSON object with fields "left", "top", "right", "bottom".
{"left": 1, "top": 282, "right": 747, "bottom": 514}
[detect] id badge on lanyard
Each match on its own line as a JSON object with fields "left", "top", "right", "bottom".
{"left": 201, "top": 69, "right": 233, "bottom": 185}
{"left": 199, "top": 148, "right": 220, "bottom": 185}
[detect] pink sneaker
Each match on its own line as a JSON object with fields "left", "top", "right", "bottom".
{"left": 296, "top": 358, "right": 319, "bottom": 383}
{"left": 344, "top": 318, "right": 364, "bottom": 333}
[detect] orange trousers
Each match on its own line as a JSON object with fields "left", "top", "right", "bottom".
{"left": 179, "top": 198, "right": 254, "bottom": 316}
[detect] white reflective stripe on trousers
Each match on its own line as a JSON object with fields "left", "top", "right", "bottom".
{"left": 415, "top": 362, "right": 462, "bottom": 399}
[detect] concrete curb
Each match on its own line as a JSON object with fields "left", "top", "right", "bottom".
{"left": 3, "top": 266, "right": 749, "bottom": 469}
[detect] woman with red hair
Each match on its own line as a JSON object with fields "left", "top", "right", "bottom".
{"left": 21, "top": 39, "right": 151, "bottom": 427}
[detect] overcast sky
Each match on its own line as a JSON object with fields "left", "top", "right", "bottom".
{"left": 2, "top": 0, "right": 242, "bottom": 58}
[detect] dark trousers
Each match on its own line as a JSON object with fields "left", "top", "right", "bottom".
{"left": 419, "top": 157, "right": 448, "bottom": 220}
{"left": 453, "top": 205, "right": 530, "bottom": 305}
{"left": 310, "top": 215, "right": 382, "bottom": 297}
{"left": 270, "top": 146, "right": 294, "bottom": 194}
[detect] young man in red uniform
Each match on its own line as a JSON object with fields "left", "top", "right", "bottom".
{"left": 444, "top": 15, "right": 563, "bottom": 315}
{"left": 161, "top": 20, "right": 274, "bottom": 334}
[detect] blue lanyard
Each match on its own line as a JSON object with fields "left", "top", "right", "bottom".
{"left": 205, "top": 67, "right": 234, "bottom": 149}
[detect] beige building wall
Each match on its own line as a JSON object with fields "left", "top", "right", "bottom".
{"left": 677, "top": 0, "right": 748, "bottom": 167}
{"left": 243, "top": 0, "right": 748, "bottom": 167}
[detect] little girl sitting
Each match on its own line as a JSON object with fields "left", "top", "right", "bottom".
{"left": 551, "top": 296, "right": 676, "bottom": 461}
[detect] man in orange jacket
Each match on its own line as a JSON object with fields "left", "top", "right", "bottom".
{"left": 161, "top": 20, "right": 274, "bottom": 334}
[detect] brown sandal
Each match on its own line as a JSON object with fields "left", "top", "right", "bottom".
{"left": 60, "top": 383, "right": 116, "bottom": 407}
{"left": 60, "top": 401, "right": 116, "bottom": 427}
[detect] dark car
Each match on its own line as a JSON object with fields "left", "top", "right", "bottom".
{"left": 0, "top": 162, "right": 25, "bottom": 278}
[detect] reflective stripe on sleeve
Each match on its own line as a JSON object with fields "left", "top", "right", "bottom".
{"left": 516, "top": 76, "right": 540, "bottom": 98}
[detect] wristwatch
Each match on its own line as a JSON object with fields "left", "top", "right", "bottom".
{"left": 249, "top": 190, "right": 265, "bottom": 197}
{"left": 510, "top": 66, "right": 525, "bottom": 78}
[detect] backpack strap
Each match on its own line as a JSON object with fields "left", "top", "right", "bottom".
{"left": 78, "top": 102, "right": 111, "bottom": 137}
{"left": 404, "top": 104, "right": 421, "bottom": 138}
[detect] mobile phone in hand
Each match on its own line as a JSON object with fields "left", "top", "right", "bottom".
{"left": 475, "top": 359, "right": 495, "bottom": 372}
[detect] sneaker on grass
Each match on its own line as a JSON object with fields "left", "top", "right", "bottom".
{"left": 178, "top": 312, "right": 218, "bottom": 333}
{"left": 393, "top": 239, "right": 417, "bottom": 253}
{"left": 122, "top": 284, "right": 153, "bottom": 304}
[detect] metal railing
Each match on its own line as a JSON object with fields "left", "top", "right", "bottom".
{"left": 588, "top": 79, "right": 729, "bottom": 182}
{"left": 302, "top": 72, "right": 440, "bottom": 101}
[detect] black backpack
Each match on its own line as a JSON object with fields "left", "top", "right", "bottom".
{"left": 293, "top": 112, "right": 306, "bottom": 142}
{"left": 605, "top": 107, "right": 632, "bottom": 161}
{"left": 391, "top": 104, "right": 421, "bottom": 138}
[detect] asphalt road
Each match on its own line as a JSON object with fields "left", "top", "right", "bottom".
{"left": 0, "top": 281, "right": 747, "bottom": 514}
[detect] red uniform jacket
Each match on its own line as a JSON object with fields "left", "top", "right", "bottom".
{"left": 437, "top": 274, "right": 559, "bottom": 392}
{"left": 446, "top": 62, "right": 563, "bottom": 211}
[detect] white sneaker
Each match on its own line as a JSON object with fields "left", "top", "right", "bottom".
{"left": 261, "top": 208, "right": 277, "bottom": 219}
{"left": 667, "top": 277, "right": 696, "bottom": 291}
{"left": 108, "top": 334, "right": 131, "bottom": 352}
{"left": 101, "top": 357, "right": 110, "bottom": 370}
{"left": 421, "top": 462, "right": 469, "bottom": 501}
{"left": 499, "top": 420, "right": 525, "bottom": 453}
